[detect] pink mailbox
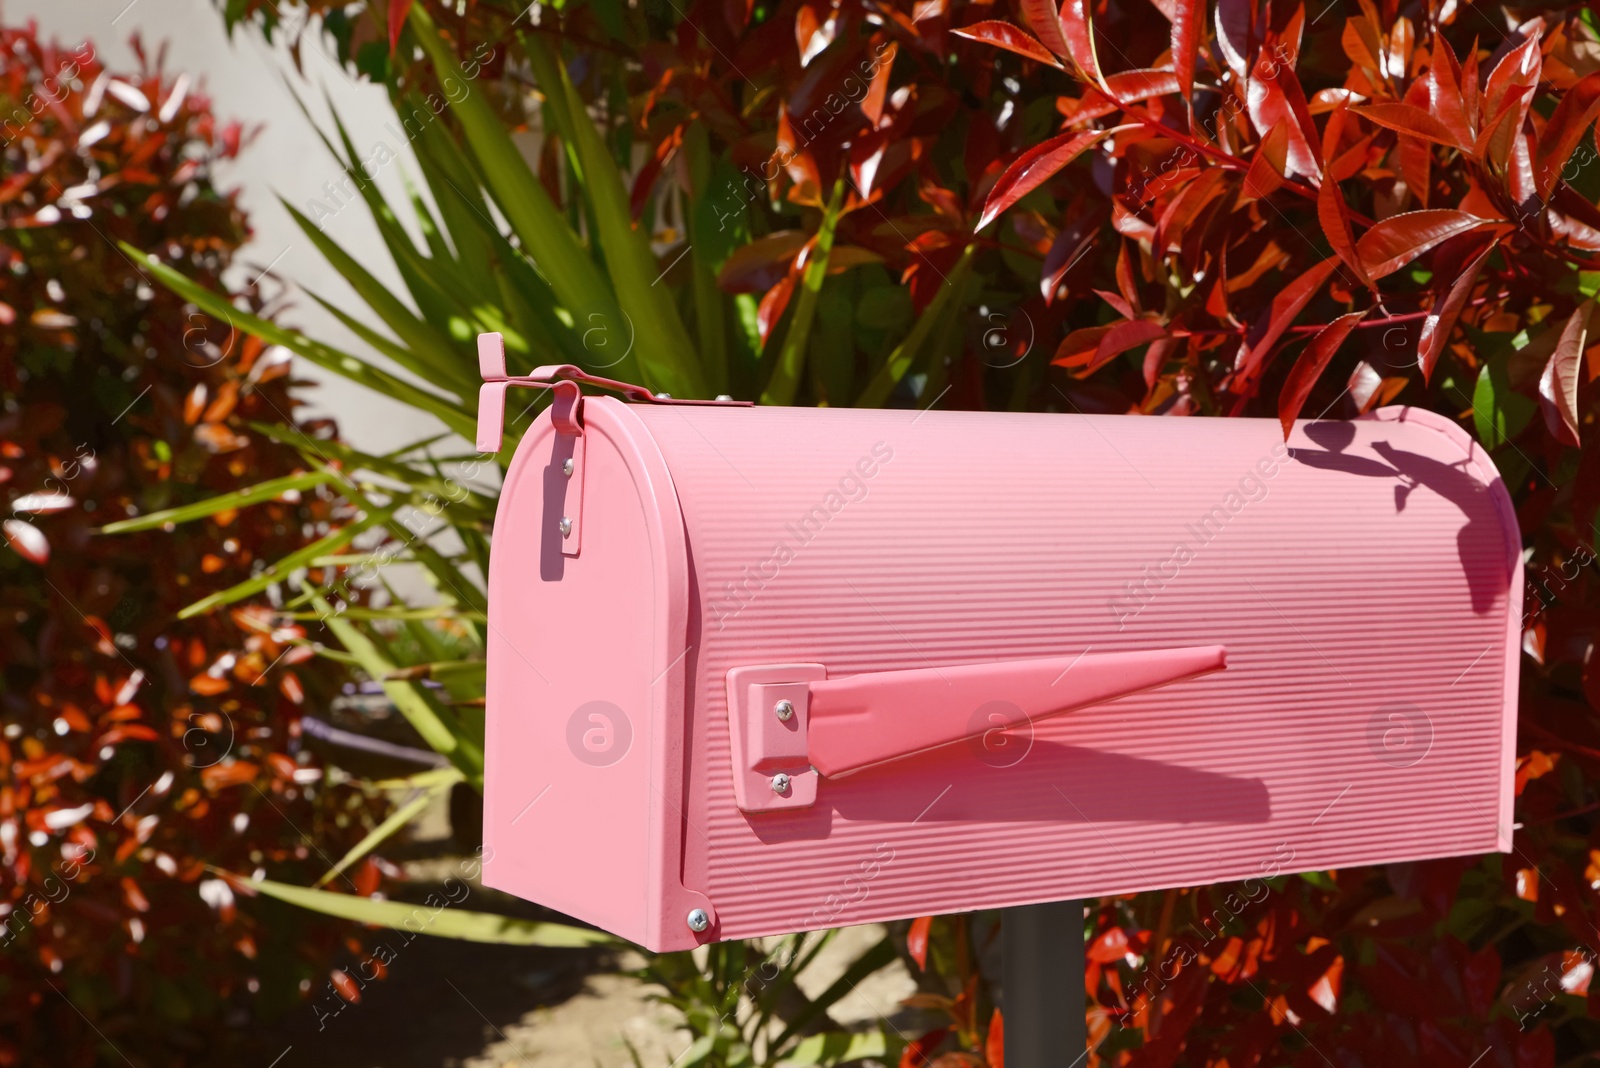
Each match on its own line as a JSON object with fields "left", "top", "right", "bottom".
{"left": 473, "top": 333, "right": 1522, "bottom": 953}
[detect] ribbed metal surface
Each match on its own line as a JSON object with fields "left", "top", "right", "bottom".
{"left": 631, "top": 405, "right": 1521, "bottom": 940}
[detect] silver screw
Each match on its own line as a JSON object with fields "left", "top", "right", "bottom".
{"left": 559, "top": 517, "right": 572, "bottom": 538}
{"left": 774, "top": 699, "right": 794, "bottom": 722}
{"left": 686, "top": 908, "right": 710, "bottom": 933}
{"left": 715, "top": 394, "right": 734, "bottom": 402}
{"left": 655, "top": 392, "right": 672, "bottom": 399}
{"left": 771, "top": 773, "right": 791, "bottom": 794}
{"left": 562, "top": 458, "right": 574, "bottom": 477}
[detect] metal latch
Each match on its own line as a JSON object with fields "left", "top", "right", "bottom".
{"left": 475, "top": 332, "right": 753, "bottom": 557}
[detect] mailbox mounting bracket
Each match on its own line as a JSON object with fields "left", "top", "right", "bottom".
{"left": 725, "top": 664, "right": 825, "bottom": 813}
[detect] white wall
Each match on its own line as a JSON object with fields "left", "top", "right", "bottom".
{"left": 6, "top": 0, "right": 446, "bottom": 454}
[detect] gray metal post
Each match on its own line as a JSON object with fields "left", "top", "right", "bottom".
{"left": 1001, "top": 900, "right": 1087, "bottom": 1068}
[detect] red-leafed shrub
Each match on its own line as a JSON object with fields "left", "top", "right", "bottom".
{"left": 0, "top": 25, "right": 378, "bottom": 1065}
{"left": 929, "top": 2, "right": 1598, "bottom": 1065}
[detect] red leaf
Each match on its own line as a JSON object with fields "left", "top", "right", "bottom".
{"left": 756, "top": 269, "right": 800, "bottom": 345}
{"left": 1170, "top": 0, "right": 1199, "bottom": 113}
{"left": 1426, "top": 35, "right": 1472, "bottom": 147}
{"left": 1247, "top": 51, "right": 1321, "bottom": 180}
{"left": 1279, "top": 311, "right": 1364, "bottom": 437}
{"left": 1040, "top": 210, "right": 1103, "bottom": 302}
{"left": 2, "top": 518, "right": 48, "bottom": 564}
{"left": 388, "top": 0, "right": 411, "bottom": 56}
{"left": 120, "top": 876, "right": 150, "bottom": 914}
{"left": 1214, "top": 0, "right": 1255, "bottom": 82}
{"left": 1104, "top": 69, "right": 1180, "bottom": 105}
{"left": 1472, "top": 87, "right": 1533, "bottom": 171}
{"left": 860, "top": 42, "right": 899, "bottom": 127}
{"left": 1482, "top": 21, "right": 1543, "bottom": 134}
{"left": 1087, "top": 924, "right": 1131, "bottom": 963}
{"left": 1355, "top": 210, "right": 1500, "bottom": 280}
{"left": 1395, "top": 87, "right": 1433, "bottom": 207}
{"left": 630, "top": 125, "right": 684, "bottom": 221}
{"left": 1241, "top": 121, "right": 1290, "bottom": 202}
{"left": 1016, "top": 0, "right": 1072, "bottom": 60}
{"left": 330, "top": 968, "right": 362, "bottom": 1004}
{"left": 985, "top": 1007, "right": 1005, "bottom": 1068}
{"left": 1353, "top": 103, "right": 1469, "bottom": 150}
{"left": 1418, "top": 242, "right": 1493, "bottom": 382}
{"left": 717, "top": 231, "right": 808, "bottom": 293}
{"left": 1237, "top": 257, "right": 1338, "bottom": 384}
{"left": 1059, "top": 0, "right": 1103, "bottom": 86}
{"left": 1053, "top": 325, "right": 1114, "bottom": 366}
{"left": 1460, "top": 36, "right": 1482, "bottom": 134}
{"left": 1317, "top": 172, "right": 1369, "bottom": 288}
{"left": 1090, "top": 318, "right": 1168, "bottom": 374}
{"left": 1535, "top": 71, "right": 1600, "bottom": 200}
{"left": 951, "top": 22, "right": 1060, "bottom": 67}
{"left": 1540, "top": 301, "right": 1589, "bottom": 446}
{"left": 978, "top": 127, "right": 1118, "bottom": 230}
{"left": 899, "top": 1027, "right": 949, "bottom": 1068}
{"left": 907, "top": 915, "right": 933, "bottom": 969}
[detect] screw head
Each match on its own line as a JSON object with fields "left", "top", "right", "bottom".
{"left": 686, "top": 908, "right": 710, "bottom": 933}
{"left": 655, "top": 392, "right": 672, "bottom": 399}
{"left": 715, "top": 394, "right": 734, "bottom": 402}
{"left": 559, "top": 517, "right": 573, "bottom": 538}
{"left": 562, "top": 458, "right": 574, "bottom": 477}
{"left": 771, "top": 773, "right": 791, "bottom": 794}
{"left": 774, "top": 699, "right": 795, "bottom": 722}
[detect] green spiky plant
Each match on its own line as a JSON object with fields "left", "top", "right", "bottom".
{"left": 107, "top": 2, "right": 992, "bottom": 1062}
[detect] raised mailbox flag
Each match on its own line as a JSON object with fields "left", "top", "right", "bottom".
{"left": 474, "top": 333, "right": 1521, "bottom": 953}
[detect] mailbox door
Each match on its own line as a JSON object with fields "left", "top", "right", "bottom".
{"left": 627, "top": 404, "right": 1521, "bottom": 944}
{"left": 481, "top": 400, "right": 711, "bottom": 950}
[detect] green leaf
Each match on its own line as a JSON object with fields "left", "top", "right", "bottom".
{"left": 522, "top": 34, "right": 706, "bottom": 398}
{"left": 238, "top": 874, "right": 614, "bottom": 946}
{"left": 370, "top": 766, "right": 464, "bottom": 790}
{"left": 856, "top": 244, "right": 977, "bottom": 408}
{"left": 409, "top": 7, "right": 633, "bottom": 381}
{"left": 274, "top": 606, "right": 486, "bottom": 622}
{"left": 302, "top": 582, "right": 485, "bottom": 784}
{"left": 280, "top": 198, "right": 473, "bottom": 390}
{"left": 778, "top": 1032, "right": 895, "bottom": 1066}
{"left": 770, "top": 935, "right": 897, "bottom": 1055}
{"left": 1471, "top": 356, "right": 1537, "bottom": 449}
{"left": 684, "top": 122, "right": 729, "bottom": 394}
{"left": 122, "top": 244, "right": 478, "bottom": 441}
{"left": 177, "top": 506, "right": 390, "bottom": 619}
{"left": 315, "top": 768, "right": 462, "bottom": 887}
{"left": 99, "top": 470, "right": 335, "bottom": 533}
{"left": 249, "top": 424, "right": 497, "bottom": 520}
{"left": 762, "top": 180, "right": 845, "bottom": 406}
